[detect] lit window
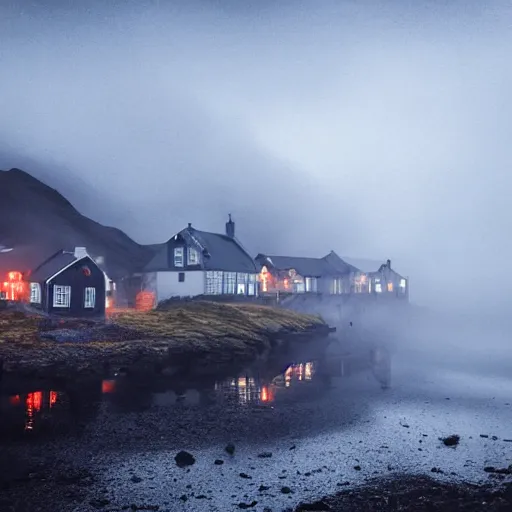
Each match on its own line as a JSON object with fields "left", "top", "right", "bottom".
{"left": 305, "top": 277, "right": 317, "bottom": 292}
{"left": 375, "top": 279, "right": 382, "bottom": 293}
{"left": 174, "top": 247, "right": 184, "bottom": 267}
{"left": 387, "top": 282, "right": 393, "bottom": 292}
{"left": 53, "top": 285, "right": 71, "bottom": 307}
{"left": 205, "top": 271, "right": 223, "bottom": 294}
{"left": 237, "top": 273, "right": 248, "bottom": 294}
{"left": 187, "top": 248, "right": 199, "bottom": 265}
{"left": 84, "top": 287, "right": 96, "bottom": 308}
{"left": 30, "top": 282, "right": 41, "bottom": 304}
{"left": 223, "top": 272, "right": 236, "bottom": 294}
{"left": 400, "top": 278, "right": 406, "bottom": 289}
{"left": 247, "top": 274, "right": 257, "bottom": 296}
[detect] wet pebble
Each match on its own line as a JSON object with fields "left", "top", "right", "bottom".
{"left": 174, "top": 451, "right": 195, "bottom": 467}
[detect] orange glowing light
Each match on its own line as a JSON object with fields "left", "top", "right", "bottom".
{"left": 102, "top": 380, "right": 116, "bottom": 394}
{"left": 135, "top": 291, "right": 155, "bottom": 311}
{"left": 49, "top": 391, "right": 58, "bottom": 407}
{"left": 260, "top": 386, "right": 273, "bottom": 402}
{"left": 1, "top": 270, "right": 27, "bottom": 301}
{"left": 259, "top": 266, "right": 270, "bottom": 293}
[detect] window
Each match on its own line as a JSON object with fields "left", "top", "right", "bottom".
{"left": 387, "top": 282, "right": 393, "bottom": 292}
{"left": 223, "top": 272, "right": 236, "bottom": 294}
{"left": 30, "top": 283, "right": 41, "bottom": 304}
{"left": 178, "top": 272, "right": 185, "bottom": 282}
{"left": 305, "top": 277, "right": 318, "bottom": 293}
{"left": 205, "top": 271, "right": 223, "bottom": 295}
{"left": 248, "top": 274, "right": 257, "bottom": 296}
{"left": 400, "top": 278, "right": 407, "bottom": 291}
{"left": 84, "top": 287, "right": 96, "bottom": 308}
{"left": 187, "top": 248, "right": 199, "bottom": 266}
{"left": 53, "top": 285, "right": 71, "bottom": 307}
{"left": 174, "top": 247, "right": 184, "bottom": 267}
{"left": 237, "top": 273, "right": 248, "bottom": 295}
{"left": 375, "top": 279, "right": 382, "bottom": 293}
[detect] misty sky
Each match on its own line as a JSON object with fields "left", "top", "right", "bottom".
{"left": 1, "top": 0, "right": 511, "bottom": 312}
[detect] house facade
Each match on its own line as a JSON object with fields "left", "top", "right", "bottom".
{"left": 27, "top": 247, "right": 107, "bottom": 317}
{"left": 342, "top": 257, "right": 408, "bottom": 298}
{"left": 137, "top": 215, "right": 259, "bottom": 303}
{"left": 255, "top": 251, "right": 357, "bottom": 295}
{"left": 255, "top": 251, "right": 409, "bottom": 300}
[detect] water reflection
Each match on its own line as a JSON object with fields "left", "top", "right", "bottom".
{"left": 0, "top": 348, "right": 391, "bottom": 439}
{"left": 1, "top": 389, "right": 69, "bottom": 436}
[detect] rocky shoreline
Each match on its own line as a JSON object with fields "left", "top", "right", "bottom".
{"left": 0, "top": 302, "right": 331, "bottom": 381}
{"left": 296, "top": 474, "right": 512, "bottom": 511}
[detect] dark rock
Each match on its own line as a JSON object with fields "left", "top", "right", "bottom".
{"left": 353, "top": 466, "right": 361, "bottom": 471}
{"left": 484, "top": 466, "right": 511, "bottom": 475}
{"left": 214, "top": 459, "right": 224, "bottom": 465}
{"left": 491, "top": 436, "right": 498, "bottom": 441}
{"left": 179, "top": 495, "right": 188, "bottom": 502}
{"left": 225, "top": 443, "right": 236, "bottom": 455}
{"left": 130, "top": 476, "right": 143, "bottom": 483}
{"left": 431, "top": 467, "right": 444, "bottom": 474}
{"left": 239, "top": 472, "right": 252, "bottom": 479}
{"left": 442, "top": 434, "right": 460, "bottom": 447}
{"left": 238, "top": 501, "right": 258, "bottom": 509}
{"left": 480, "top": 434, "right": 489, "bottom": 438}
{"left": 290, "top": 445, "right": 296, "bottom": 450}
{"left": 174, "top": 451, "right": 195, "bottom": 467}
{"left": 259, "top": 485, "right": 270, "bottom": 491}
{"left": 258, "top": 452, "right": 273, "bottom": 458}
{"left": 281, "top": 486, "right": 292, "bottom": 494}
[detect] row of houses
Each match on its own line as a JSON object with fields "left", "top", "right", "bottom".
{"left": 0, "top": 215, "right": 408, "bottom": 317}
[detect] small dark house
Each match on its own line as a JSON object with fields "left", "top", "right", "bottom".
{"left": 28, "top": 247, "right": 106, "bottom": 317}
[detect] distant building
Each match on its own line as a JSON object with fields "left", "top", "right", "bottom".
{"left": 137, "top": 215, "right": 259, "bottom": 302}
{"left": 342, "top": 257, "right": 408, "bottom": 298}
{"left": 255, "top": 251, "right": 408, "bottom": 299}
{"left": 255, "top": 251, "right": 357, "bottom": 295}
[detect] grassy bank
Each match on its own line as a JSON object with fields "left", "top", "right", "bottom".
{"left": 0, "top": 301, "right": 327, "bottom": 380}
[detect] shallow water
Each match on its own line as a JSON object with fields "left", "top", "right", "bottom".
{"left": 1, "top": 336, "right": 511, "bottom": 511}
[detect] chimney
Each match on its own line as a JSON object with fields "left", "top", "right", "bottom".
{"left": 225, "top": 214, "right": 235, "bottom": 238}
{"left": 387, "top": 259, "right": 391, "bottom": 268}
{"left": 188, "top": 223, "right": 192, "bottom": 230}
{"left": 74, "top": 247, "right": 88, "bottom": 259}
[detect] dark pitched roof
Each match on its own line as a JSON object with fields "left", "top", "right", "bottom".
{"left": 256, "top": 254, "right": 336, "bottom": 277}
{"left": 142, "top": 227, "right": 258, "bottom": 274}
{"left": 322, "top": 251, "right": 359, "bottom": 274}
{"left": 29, "top": 251, "right": 79, "bottom": 282}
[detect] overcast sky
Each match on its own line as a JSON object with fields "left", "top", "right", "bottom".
{"left": 1, "top": 0, "right": 511, "bottom": 312}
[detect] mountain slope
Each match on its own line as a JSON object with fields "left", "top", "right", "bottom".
{"left": 0, "top": 168, "right": 152, "bottom": 278}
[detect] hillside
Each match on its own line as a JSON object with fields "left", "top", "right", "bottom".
{"left": 0, "top": 168, "right": 152, "bottom": 277}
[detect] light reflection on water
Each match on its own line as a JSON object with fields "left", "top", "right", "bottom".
{"left": 1, "top": 351, "right": 386, "bottom": 438}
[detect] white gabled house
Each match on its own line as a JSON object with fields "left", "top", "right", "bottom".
{"left": 138, "top": 215, "right": 259, "bottom": 302}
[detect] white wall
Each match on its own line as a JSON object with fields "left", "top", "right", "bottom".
{"left": 156, "top": 271, "right": 204, "bottom": 301}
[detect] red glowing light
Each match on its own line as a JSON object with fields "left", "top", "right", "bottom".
{"left": 102, "top": 380, "right": 116, "bottom": 394}
{"left": 26, "top": 391, "right": 43, "bottom": 413}
{"left": 1, "top": 270, "right": 27, "bottom": 301}
{"left": 50, "top": 391, "right": 58, "bottom": 407}
{"left": 260, "top": 386, "right": 273, "bottom": 402}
